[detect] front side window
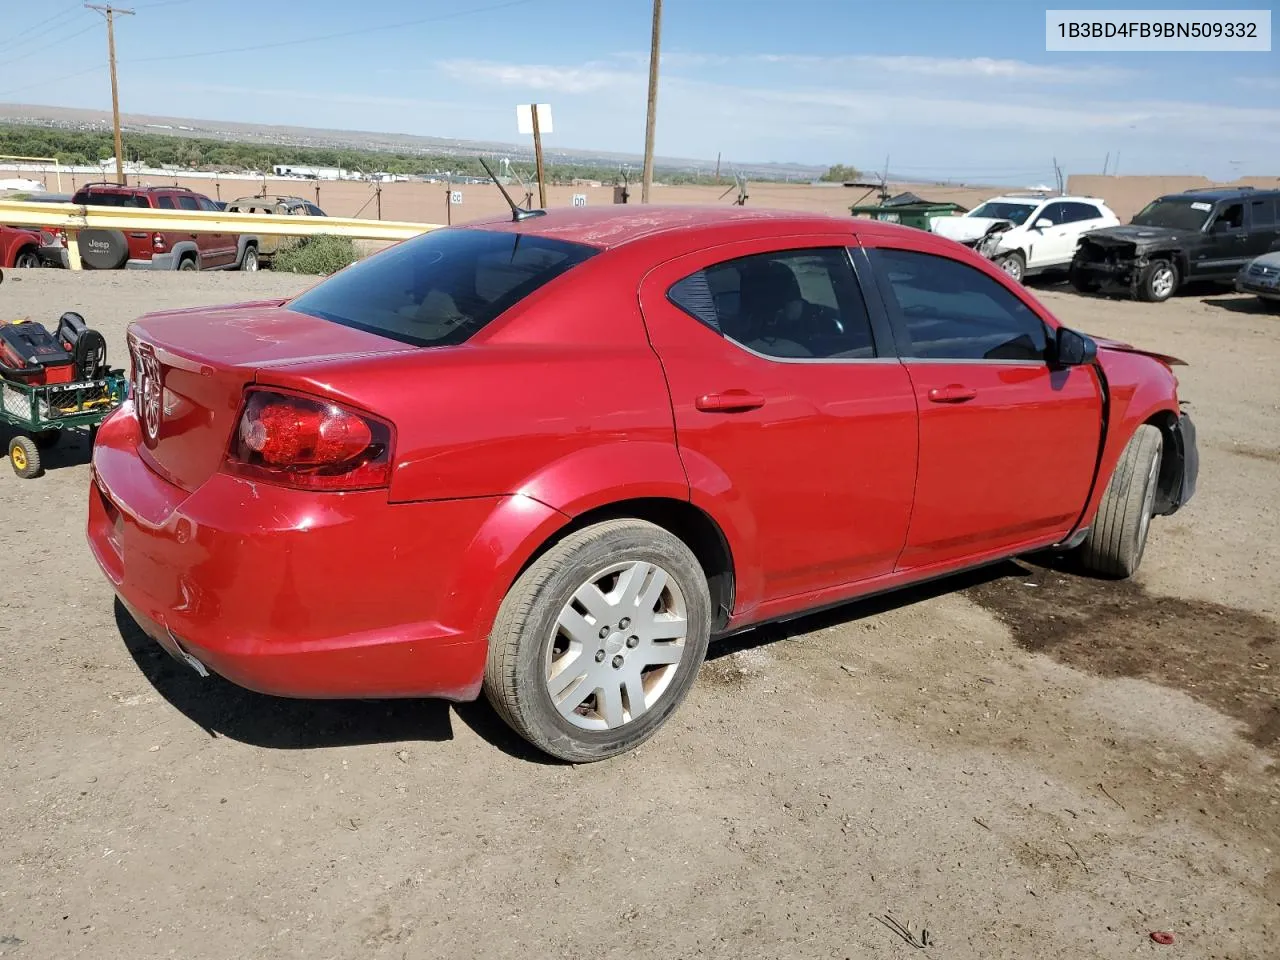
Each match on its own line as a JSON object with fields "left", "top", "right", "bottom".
{"left": 289, "top": 228, "right": 597, "bottom": 347}
{"left": 196, "top": 197, "right": 219, "bottom": 212}
{"left": 668, "top": 248, "right": 876, "bottom": 360}
{"left": 1212, "top": 203, "right": 1244, "bottom": 231}
{"left": 177, "top": 195, "right": 199, "bottom": 211}
{"left": 1036, "top": 202, "right": 1069, "bottom": 226}
{"left": 870, "top": 248, "right": 1047, "bottom": 362}
{"left": 156, "top": 196, "right": 175, "bottom": 209}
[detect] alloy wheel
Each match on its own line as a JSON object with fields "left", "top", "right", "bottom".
{"left": 544, "top": 560, "right": 689, "bottom": 730}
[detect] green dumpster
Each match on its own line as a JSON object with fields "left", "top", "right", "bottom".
{"left": 850, "top": 191, "right": 967, "bottom": 231}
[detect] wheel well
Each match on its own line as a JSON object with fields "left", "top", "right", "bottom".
{"left": 522, "top": 498, "right": 736, "bottom": 631}
{"left": 178, "top": 250, "right": 197, "bottom": 262}
{"left": 1146, "top": 410, "right": 1182, "bottom": 513}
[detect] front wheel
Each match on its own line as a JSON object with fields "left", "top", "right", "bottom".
{"left": 9, "top": 436, "right": 42, "bottom": 479}
{"left": 14, "top": 248, "right": 40, "bottom": 269}
{"left": 240, "top": 246, "right": 259, "bottom": 272}
{"left": 997, "top": 251, "right": 1026, "bottom": 284}
{"left": 1078, "top": 425, "right": 1163, "bottom": 578}
{"left": 1138, "top": 258, "right": 1177, "bottom": 302}
{"left": 484, "top": 519, "right": 712, "bottom": 762}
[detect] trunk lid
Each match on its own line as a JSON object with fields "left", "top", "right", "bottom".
{"left": 127, "top": 301, "right": 412, "bottom": 491}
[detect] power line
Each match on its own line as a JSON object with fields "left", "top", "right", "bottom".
{"left": 126, "top": 0, "right": 535, "bottom": 64}
{"left": 3, "top": 21, "right": 101, "bottom": 69}
{"left": 0, "top": 5, "right": 85, "bottom": 54}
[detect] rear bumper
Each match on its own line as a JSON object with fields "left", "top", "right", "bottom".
{"left": 126, "top": 253, "right": 177, "bottom": 270}
{"left": 38, "top": 244, "right": 69, "bottom": 268}
{"left": 86, "top": 405, "right": 549, "bottom": 701}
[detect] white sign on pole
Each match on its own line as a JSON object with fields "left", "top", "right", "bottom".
{"left": 572, "top": 194, "right": 587, "bottom": 207}
{"left": 516, "top": 104, "right": 554, "bottom": 135}
{"left": 450, "top": 191, "right": 463, "bottom": 205}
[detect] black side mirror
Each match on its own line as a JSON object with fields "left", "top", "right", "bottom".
{"left": 1054, "top": 327, "right": 1097, "bottom": 366}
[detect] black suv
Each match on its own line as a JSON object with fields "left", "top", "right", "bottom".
{"left": 1070, "top": 187, "right": 1280, "bottom": 302}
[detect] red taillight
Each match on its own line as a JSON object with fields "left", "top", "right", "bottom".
{"left": 227, "top": 389, "right": 393, "bottom": 491}
{"left": 153, "top": 233, "right": 166, "bottom": 251}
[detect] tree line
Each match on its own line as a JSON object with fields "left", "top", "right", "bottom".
{"left": 0, "top": 124, "right": 786, "bottom": 186}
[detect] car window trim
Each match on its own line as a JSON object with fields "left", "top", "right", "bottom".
{"left": 664, "top": 244, "right": 893, "bottom": 365}
{"left": 864, "top": 242, "right": 1054, "bottom": 365}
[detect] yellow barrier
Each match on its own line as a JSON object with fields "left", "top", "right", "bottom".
{"left": 0, "top": 199, "right": 441, "bottom": 271}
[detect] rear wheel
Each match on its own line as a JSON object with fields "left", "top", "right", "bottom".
{"left": 1079, "top": 425, "right": 1163, "bottom": 578}
{"left": 178, "top": 255, "right": 198, "bottom": 272}
{"left": 240, "top": 245, "right": 259, "bottom": 272}
{"left": 484, "top": 519, "right": 712, "bottom": 762}
{"left": 9, "top": 436, "right": 42, "bottom": 479}
{"left": 1138, "top": 258, "right": 1177, "bottom": 302}
{"left": 14, "top": 248, "right": 40, "bottom": 269}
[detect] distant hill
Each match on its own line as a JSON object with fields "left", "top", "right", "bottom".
{"left": 0, "top": 101, "right": 826, "bottom": 182}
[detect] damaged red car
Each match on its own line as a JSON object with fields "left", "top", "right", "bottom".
{"left": 88, "top": 207, "right": 1198, "bottom": 762}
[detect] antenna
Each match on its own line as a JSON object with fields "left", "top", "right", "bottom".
{"left": 479, "top": 156, "right": 545, "bottom": 222}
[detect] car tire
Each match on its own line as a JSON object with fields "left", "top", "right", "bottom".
{"left": 240, "top": 245, "right": 259, "bottom": 272}
{"left": 14, "top": 248, "right": 40, "bottom": 269}
{"left": 1069, "top": 262, "right": 1100, "bottom": 293}
{"left": 1079, "top": 425, "right": 1163, "bottom": 578}
{"left": 1138, "top": 258, "right": 1177, "bottom": 302}
{"left": 178, "top": 255, "right": 198, "bottom": 272}
{"left": 484, "top": 519, "right": 712, "bottom": 763}
{"left": 9, "top": 435, "right": 42, "bottom": 479}
{"left": 997, "top": 251, "right": 1026, "bottom": 284}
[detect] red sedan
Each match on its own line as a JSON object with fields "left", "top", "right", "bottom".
{"left": 87, "top": 207, "right": 1198, "bottom": 761}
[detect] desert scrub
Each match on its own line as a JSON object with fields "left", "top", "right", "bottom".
{"left": 272, "top": 235, "right": 359, "bottom": 275}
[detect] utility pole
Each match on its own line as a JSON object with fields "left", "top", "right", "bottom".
{"left": 641, "top": 0, "right": 662, "bottom": 203}
{"left": 86, "top": 4, "right": 134, "bottom": 186}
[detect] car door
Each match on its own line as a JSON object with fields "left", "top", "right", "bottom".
{"left": 195, "top": 195, "right": 235, "bottom": 266}
{"left": 1192, "top": 200, "right": 1249, "bottom": 279}
{"left": 1023, "top": 201, "right": 1078, "bottom": 270}
{"left": 863, "top": 242, "right": 1103, "bottom": 569}
{"left": 638, "top": 237, "right": 918, "bottom": 604}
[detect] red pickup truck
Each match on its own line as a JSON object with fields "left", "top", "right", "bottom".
{"left": 0, "top": 225, "right": 43, "bottom": 268}
{"left": 62, "top": 183, "right": 260, "bottom": 272}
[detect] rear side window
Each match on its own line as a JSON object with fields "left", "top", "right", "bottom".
{"left": 1065, "top": 202, "right": 1103, "bottom": 222}
{"left": 870, "top": 248, "right": 1047, "bottom": 362}
{"left": 668, "top": 248, "right": 877, "bottom": 360}
{"left": 289, "top": 228, "right": 597, "bottom": 347}
{"left": 156, "top": 196, "right": 175, "bottom": 209}
{"left": 1250, "top": 198, "right": 1276, "bottom": 227}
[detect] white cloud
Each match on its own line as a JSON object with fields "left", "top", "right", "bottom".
{"left": 1235, "top": 74, "right": 1280, "bottom": 90}
{"left": 608, "top": 52, "right": 1133, "bottom": 84}
{"left": 436, "top": 59, "right": 641, "bottom": 94}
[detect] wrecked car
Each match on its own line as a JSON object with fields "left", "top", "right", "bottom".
{"left": 931, "top": 195, "right": 1118, "bottom": 283}
{"left": 1071, "top": 188, "right": 1280, "bottom": 302}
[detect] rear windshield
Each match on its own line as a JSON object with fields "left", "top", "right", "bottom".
{"left": 73, "top": 192, "right": 149, "bottom": 208}
{"left": 289, "top": 228, "right": 598, "bottom": 347}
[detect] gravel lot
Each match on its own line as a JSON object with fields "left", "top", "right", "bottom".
{"left": 1, "top": 269, "right": 1276, "bottom": 960}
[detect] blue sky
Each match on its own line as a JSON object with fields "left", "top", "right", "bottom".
{"left": 1, "top": 0, "right": 1277, "bottom": 180}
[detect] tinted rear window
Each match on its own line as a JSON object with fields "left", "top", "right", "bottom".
{"left": 74, "top": 192, "right": 149, "bottom": 208}
{"left": 289, "top": 228, "right": 598, "bottom": 347}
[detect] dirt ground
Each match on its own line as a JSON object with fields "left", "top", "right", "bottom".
{"left": 0, "top": 267, "right": 1277, "bottom": 960}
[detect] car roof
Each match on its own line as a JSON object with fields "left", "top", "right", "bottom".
{"left": 1174, "top": 188, "right": 1277, "bottom": 202}
{"left": 462, "top": 205, "right": 879, "bottom": 250}
{"left": 984, "top": 195, "right": 1101, "bottom": 204}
